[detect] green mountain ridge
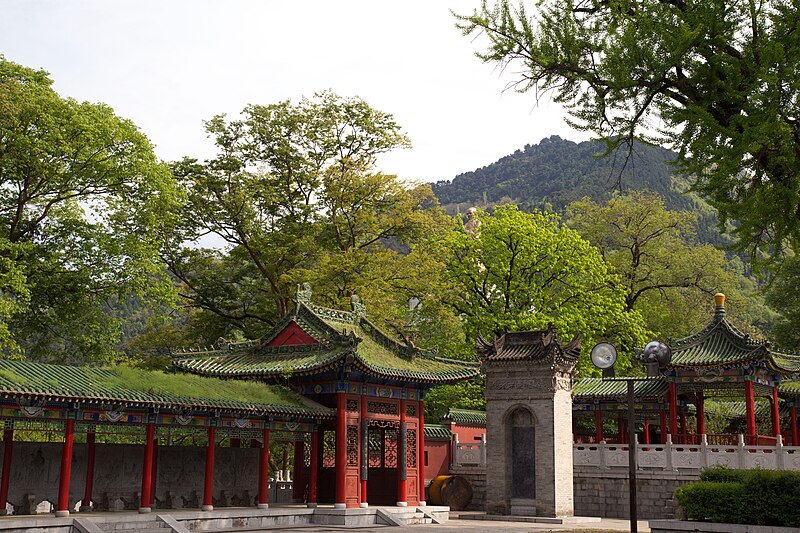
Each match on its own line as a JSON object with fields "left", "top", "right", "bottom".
{"left": 431, "top": 135, "right": 728, "bottom": 247}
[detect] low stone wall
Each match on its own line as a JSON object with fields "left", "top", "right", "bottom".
{"left": 448, "top": 466, "right": 486, "bottom": 511}
{"left": 573, "top": 470, "right": 698, "bottom": 520}
{"left": 2, "top": 441, "right": 264, "bottom": 514}
{"left": 650, "top": 520, "right": 799, "bottom": 533}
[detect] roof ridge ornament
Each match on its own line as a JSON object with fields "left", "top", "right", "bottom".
{"left": 714, "top": 292, "right": 726, "bottom": 319}
{"left": 296, "top": 283, "right": 312, "bottom": 306}
{"left": 350, "top": 294, "right": 366, "bottom": 318}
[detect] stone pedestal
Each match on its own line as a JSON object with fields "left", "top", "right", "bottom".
{"left": 478, "top": 327, "right": 580, "bottom": 517}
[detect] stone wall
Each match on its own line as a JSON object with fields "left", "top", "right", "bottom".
{"left": 1, "top": 441, "right": 262, "bottom": 514}
{"left": 573, "top": 470, "right": 698, "bottom": 520}
{"left": 449, "top": 466, "right": 486, "bottom": 511}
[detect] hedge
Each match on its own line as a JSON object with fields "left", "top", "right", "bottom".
{"left": 675, "top": 467, "right": 800, "bottom": 527}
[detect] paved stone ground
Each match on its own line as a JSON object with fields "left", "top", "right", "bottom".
{"left": 220, "top": 517, "right": 651, "bottom": 532}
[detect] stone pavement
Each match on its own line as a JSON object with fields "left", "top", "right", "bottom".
{"left": 219, "top": 516, "right": 651, "bottom": 532}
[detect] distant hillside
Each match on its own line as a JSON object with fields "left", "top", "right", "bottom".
{"left": 431, "top": 135, "right": 728, "bottom": 247}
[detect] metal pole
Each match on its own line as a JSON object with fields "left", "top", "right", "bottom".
{"left": 627, "top": 379, "right": 638, "bottom": 533}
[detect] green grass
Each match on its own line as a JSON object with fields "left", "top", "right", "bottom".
{"left": 100, "top": 365, "right": 300, "bottom": 406}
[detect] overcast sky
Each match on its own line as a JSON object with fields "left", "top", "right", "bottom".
{"left": 2, "top": 0, "right": 589, "bottom": 184}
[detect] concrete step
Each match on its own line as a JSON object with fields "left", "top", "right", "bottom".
{"left": 96, "top": 522, "right": 171, "bottom": 532}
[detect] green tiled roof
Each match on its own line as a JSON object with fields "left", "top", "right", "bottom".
{"left": 424, "top": 423, "right": 452, "bottom": 440}
{"left": 572, "top": 377, "right": 668, "bottom": 401}
{"left": 0, "top": 359, "right": 333, "bottom": 418}
{"left": 779, "top": 380, "right": 800, "bottom": 396}
{"left": 667, "top": 306, "right": 800, "bottom": 373}
{"left": 174, "top": 299, "right": 480, "bottom": 384}
{"left": 442, "top": 408, "right": 486, "bottom": 425}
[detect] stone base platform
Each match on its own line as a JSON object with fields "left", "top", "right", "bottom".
{"left": 455, "top": 511, "right": 602, "bottom": 525}
{"left": 0, "top": 505, "right": 450, "bottom": 531}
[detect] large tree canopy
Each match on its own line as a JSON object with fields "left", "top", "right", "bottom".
{"left": 166, "top": 92, "right": 451, "bottom": 342}
{"left": 567, "top": 191, "right": 774, "bottom": 339}
{"left": 456, "top": 0, "right": 800, "bottom": 264}
{"left": 433, "top": 204, "right": 649, "bottom": 374}
{"left": 0, "top": 57, "right": 181, "bottom": 361}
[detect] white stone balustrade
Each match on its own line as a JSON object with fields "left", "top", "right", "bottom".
{"left": 574, "top": 434, "right": 800, "bottom": 472}
{"left": 452, "top": 435, "right": 487, "bottom": 467}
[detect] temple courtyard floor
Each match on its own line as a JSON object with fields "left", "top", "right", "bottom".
{"left": 0, "top": 506, "right": 650, "bottom": 532}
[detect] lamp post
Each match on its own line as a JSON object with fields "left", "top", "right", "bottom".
{"left": 590, "top": 341, "right": 672, "bottom": 533}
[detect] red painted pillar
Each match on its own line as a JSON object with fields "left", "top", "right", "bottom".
{"left": 745, "top": 380, "right": 757, "bottom": 443}
{"left": 697, "top": 389, "right": 705, "bottom": 437}
{"left": 418, "top": 399, "right": 426, "bottom": 505}
{"left": 594, "top": 408, "right": 603, "bottom": 443}
{"left": 397, "top": 398, "right": 408, "bottom": 506}
{"left": 230, "top": 437, "right": 240, "bottom": 448}
{"left": 360, "top": 394, "right": 368, "bottom": 508}
{"left": 0, "top": 427, "right": 13, "bottom": 515}
{"left": 292, "top": 440, "right": 304, "bottom": 502}
{"left": 80, "top": 430, "right": 96, "bottom": 511}
{"left": 660, "top": 409, "right": 667, "bottom": 444}
{"left": 617, "top": 415, "right": 625, "bottom": 444}
{"left": 791, "top": 406, "right": 799, "bottom": 446}
{"left": 202, "top": 426, "right": 216, "bottom": 511}
{"left": 335, "top": 392, "right": 346, "bottom": 509}
{"left": 669, "top": 382, "right": 678, "bottom": 441}
{"left": 56, "top": 419, "right": 75, "bottom": 517}
{"left": 139, "top": 422, "right": 155, "bottom": 513}
{"left": 307, "top": 429, "right": 319, "bottom": 508}
{"left": 257, "top": 428, "right": 270, "bottom": 509}
{"left": 643, "top": 418, "right": 650, "bottom": 445}
{"left": 150, "top": 434, "right": 158, "bottom": 506}
{"left": 772, "top": 386, "right": 781, "bottom": 438}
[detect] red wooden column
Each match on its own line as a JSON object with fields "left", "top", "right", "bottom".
{"left": 617, "top": 415, "right": 625, "bottom": 444}
{"left": 334, "top": 392, "right": 346, "bottom": 509}
{"left": 292, "top": 440, "right": 304, "bottom": 502}
{"left": 55, "top": 418, "right": 75, "bottom": 517}
{"left": 791, "top": 405, "right": 799, "bottom": 446}
{"left": 418, "top": 399, "right": 426, "bottom": 506}
{"left": 745, "top": 380, "right": 757, "bottom": 443}
{"left": 772, "top": 386, "right": 782, "bottom": 438}
{"left": 679, "top": 412, "right": 687, "bottom": 443}
{"left": 80, "top": 428, "right": 96, "bottom": 511}
{"left": 359, "top": 394, "right": 368, "bottom": 508}
{"left": 397, "top": 398, "right": 407, "bottom": 506}
{"left": 594, "top": 408, "right": 603, "bottom": 443}
{"left": 669, "top": 382, "right": 678, "bottom": 441}
{"left": 0, "top": 426, "right": 13, "bottom": 515}
{"left": 257, "top": 428, "right": 270, "bottom": 509}
{"left": 150, "top": 435, "right": 158, "bottom": 507}
{"left": 139, "top": 422, "right": 155, "bottom": 513}
{"left": 307, "top": 429, "right": 319, "bottom": 508}
{"left": 230, "top": 437, "right": 240, "bottom": 448}
{"left": 643, "top": 418, "right": 650, "bottom": 445}
{"left": 202, "top": 426, "right": 216, "bottom": 511}
{"left": 659, "top": 409, "right": 667, "bottom": 444}
{"left": 696, "top": 389, "right": 705, "bottom": 437}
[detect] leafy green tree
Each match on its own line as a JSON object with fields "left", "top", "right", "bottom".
{"left": 766, "top": 257, "right": 800, "bottom": 349}
{"left": 0, "top": 57, "right": 181, "bottom": 361}
{"left": 167, "top": 92, "right": 452, "bottom": 342}
{"left": 567, "top": 191, "right": 774, "bottom": 339}
{"left": 456, "top": 1, "right": 800, "bottom": 264}
{"left": 434, "top": 204, "right": 649, "bottom": 375}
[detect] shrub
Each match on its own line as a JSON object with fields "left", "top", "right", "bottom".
{"left": 674, "top": 481, "right": 747, "bottom": 524}
{"left": 676, "top": 468, "right": 800, "bottom": 527}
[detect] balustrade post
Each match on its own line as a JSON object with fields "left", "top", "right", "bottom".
{"left": 776, "top": 434, "right": 784, "bottom": 470}
{"left": 665, "top": 434, "right": 675, "bottom": 471}
{"left": 599, "top": 440, "right": 607, "bottom": 470}
{"left": 737, "top": 434, "right": 746, "bottom": 469}
{"left": 700, "top": 433, "right": 708, "bottom": 469}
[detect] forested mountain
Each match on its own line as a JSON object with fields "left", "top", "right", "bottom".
{"left": 431, "top": 136, "right": 728, "bottom": 247}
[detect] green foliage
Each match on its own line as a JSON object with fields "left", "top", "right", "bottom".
{"left": 165, "top": 91, "right": 451, "bottom": 343}
{"left": 424, "top": 380, "right": 486, "bottom": 423}
{"left": 433, "top": 204, "right": 649, "bottom": 375}
{"left": 456, "top": 1, "right": 800, "bottom": 266}
{"left": 676, "top": 467, "right": 800, "bottom": 527}
{"left": 0, "top": 57, "right": 182, "bottom": 362}
{"left": 766, "top": 256, "right": 800, "bottom": 349}
{"left": 566, "top": 191, "right": 774, "bottom": 340}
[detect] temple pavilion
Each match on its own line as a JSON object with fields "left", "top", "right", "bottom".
{"left": 0, "top": 284, "right": 479, "bottom": 516}
{"left": 573, "top": 293, "right": 800, "bottom": 446}
{"left": 171, "top": 284, "right": 481, "bottom": 509}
